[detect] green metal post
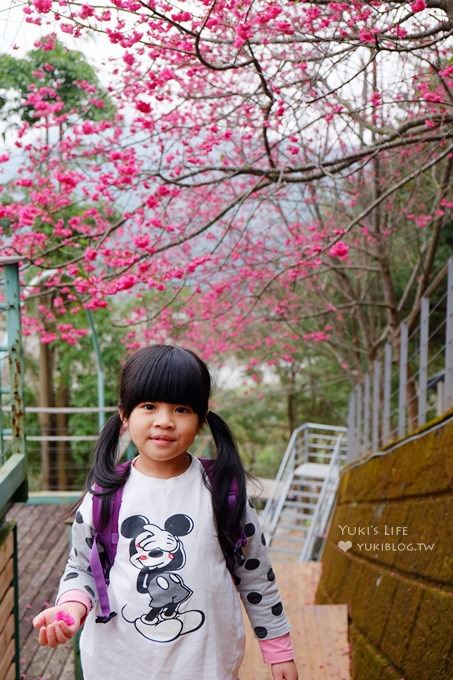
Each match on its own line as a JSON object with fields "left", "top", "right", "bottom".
{"left": 5, "top": 263, "right": 26, "bottom": 460}
{"left": 13, "top": 522, "right": 20, "bottom": 680}
{"left": 0, "top": 348, "right": 4, "bottom": 463}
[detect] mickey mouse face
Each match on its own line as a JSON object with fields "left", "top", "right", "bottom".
{"left": 130, "top": 524, "right": 180, "bottom": 570}
{"left": 121, "top": 514, "right": 194, "bottom": 572}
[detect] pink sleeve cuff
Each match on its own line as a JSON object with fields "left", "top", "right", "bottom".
{"left": 57, "top": 590, "right": 92, "bottom": 622}
{"left": 259, "top": 632, "right": 294, "bottom": 664}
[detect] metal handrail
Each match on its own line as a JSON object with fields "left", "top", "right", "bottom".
{"left": 299, "top": 433, "right": 344, "bottom": 561}
{"left": 0, "top": 259, "right": 27, "bottom": 514}
{"left": 261, "top": 423, "right": 347, "bottom": 546}
{"left": 261, "top": 424, "right": 303, "bottom": 536}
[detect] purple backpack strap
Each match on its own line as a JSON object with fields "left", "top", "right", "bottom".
{"left": 199, "top": 458, "right": 247, "bottom": 553}
{"left": 89, "top": 460, "right": 131, "bottom": 623}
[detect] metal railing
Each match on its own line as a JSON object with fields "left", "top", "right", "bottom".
{"left": 0, "top": 258, "right": 27, "bottom": 517}
{"left": 2, "top": 404, "right": 214, "bottom": 492}
{"left": 347, "top": 257, "right": 453, "bottom": 462}
{"left": 260, "top": 423, "right": 347, "bottom": 541}
{"left": 299, "top": 432, "right": 344, "bottom": 561}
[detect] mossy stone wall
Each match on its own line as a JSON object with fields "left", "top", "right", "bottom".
{"left": 315, "top": 413, "right": 453, "bottom": 680}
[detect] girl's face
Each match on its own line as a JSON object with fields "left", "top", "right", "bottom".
{"left": 122, "top": 401, "right": 200, "bottom": 477}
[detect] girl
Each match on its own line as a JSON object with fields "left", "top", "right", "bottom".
{"left": 33, "top": 345, "right": 298, "bottom": 680}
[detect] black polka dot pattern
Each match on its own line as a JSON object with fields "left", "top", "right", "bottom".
{"left": 85, "top": 585, "right": 95, "bottom": 598}
{"left": 261, "top": 533, "right": 266, "bottom": 546}
{"left": 85, "top": 537, "right": 94, "bottom": 549}
{"left": 63, "top": 572, "right": 79, "bottom": 581}
{"left": 267, "top": 568, "right": 275, "bottom": 581}
{"left": 272, "top": 602, "right": 283, "bottom": 616}
{"left": 244, "top": 523, "right": 255, "bottom": 537}
{"left": 75, "top": 511, "right": 83, "bottom": 524}
{"left": 236, "top": 552, "right": 246, "bottom": 567}
{"left": 233, "top": 575, "right": 241, "bottom": 586}
{"left": 244, "top": 559, "right": 260, "bottom": 570}
{"left": 247, "top": 592, "right": 262, "bottom": 604}
{"left": 254, "top": 626, "right": 268, "bottom": 639}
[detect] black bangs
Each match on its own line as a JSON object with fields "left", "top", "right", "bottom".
{"left": 119, "top": 345, "right": 211, "bottom": 419}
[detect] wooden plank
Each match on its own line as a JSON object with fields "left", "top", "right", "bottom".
{"left": 298, "top": 606, "right": 349, "bottom": 680}
{"left": 19, "top": 523, "right": 69, "bottom": 611}
{"left": 0, "top": 588, "right": 14, "bottom": 627}
{"left": 0, "top": 559, "right": 13, "bottom": 603}
{"left": 240, "top": 562, "right": 322, "bottom": 679}
{"left": 0, "top": 638, "right": 14, "bottom": 680}
{"left": 7, "top": 505, "right": 41, "bottom": 561}
{"left": 0, "top": 616, "right": 14, "bottom": 661}
{"left": 18, "top": 532, "right": 70, "bottom": 676}
{"left": 2, "top": 665, "right": 15, "bottom": 680}
{"left": 325, "top": 604, "right": 351, "bottom": 677}
{"left": 16, "top": 505, "right": 62, "bottom": 572}
{"left": 43, "top": 640, "right": 76, "bottom": 680}
{"left": 6, "top": 504, "right": 74, "bottom": 680}
{"left": 59, "top": 648, "right": 75, "bottom": 680}
{"left": 240, "top": 562, "right": 350, "bottom": 680}
{"left": 0, "top": 531, "right": 13, "bottom": 573}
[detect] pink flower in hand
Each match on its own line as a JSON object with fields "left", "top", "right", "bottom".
{"left": 56, "top": 611, "right": 75, "bottom": 626}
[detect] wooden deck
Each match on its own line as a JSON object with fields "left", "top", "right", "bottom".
{"left": 6, "top": 503, "right": 74, "bottom": 680}
{"left": 240, "top": 563, "right": 350, "bottom": 679}
{"left": 7, "top": 504, "right": 350, "bottom": 679}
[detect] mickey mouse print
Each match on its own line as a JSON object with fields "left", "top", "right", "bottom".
{"left": 120, "top": 513, "right": 205, "bottom": 642}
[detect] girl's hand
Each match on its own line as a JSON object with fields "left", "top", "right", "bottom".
{"left": 33, "top": 603, "right": 85, "bottom": 648}
{"left": 271, "top": 660, "right": 298, "bottom": 679}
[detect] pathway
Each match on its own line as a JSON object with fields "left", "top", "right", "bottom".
{"left": 7, "top": 504, "right": 350, "bottom": 679}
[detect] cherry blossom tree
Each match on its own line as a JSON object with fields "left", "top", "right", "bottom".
{"left": 2, "top": 0, "right": 452, "bottom": 390}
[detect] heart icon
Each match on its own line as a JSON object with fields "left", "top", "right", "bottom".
{"left": 338, "top": 540, "right": 352, "bottom": 552}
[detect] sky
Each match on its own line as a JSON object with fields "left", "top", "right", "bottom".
{"left": 0, "top": 1, "right": 117, "bottom": 76}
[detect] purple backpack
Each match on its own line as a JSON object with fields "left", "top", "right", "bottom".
{"left": 89, "top": 458, "right": 247, "bottom": 623}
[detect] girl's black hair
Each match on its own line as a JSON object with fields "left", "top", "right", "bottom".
{"left": 85, "top": 345, "right": 247, "bottom": 570}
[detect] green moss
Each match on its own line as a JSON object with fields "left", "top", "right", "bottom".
{"left": 394, "top": 496, "right": 451, "bottom": 583}
{"left": 341, "top": 418, "right": 453, "bottom": 503}
{"left": 319, "top": 417, "right": 453, "bottom": 679}
{"left": 351, "top": 564, "right": 397, "bottom": 648}
{"left": 380, "top": 574, "right": 424, "bottom": 668}
{"left": 332, "top": 504, "right": 377, "bottom": 547}
{"left": 337, "top": 470, "right": 351, "bottom": 503}
{"left": 316, "top": 540, "right": 352, "bottom": 601}
{"left": 402, "top": 588, "right": 453, "bottom": 679}
{"left": 379, "top": 665, "right": 403, "bottom": 680}
{"left": 350, "top": 625, "right": 391, "bottom": 680}
{"left": 344, "top": 458, "right": 388, "bottom": 503}
{"left": 314, "top": 583, "right": 331, "bottom": 605}
{"left": 340, "top": 558, "right": 365, "bottom": 610}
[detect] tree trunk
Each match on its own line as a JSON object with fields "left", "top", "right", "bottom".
{"left": 56, "top": 374, "right": 69, "bottom": 489}
{"left": 38, "top": 341, "right": 56, "bottom": 489}
{"left": 286, "top": 366, "right": 298, "bottom": 434}
{"left": 287, "top": 390, "right": 297, "bottom": 435}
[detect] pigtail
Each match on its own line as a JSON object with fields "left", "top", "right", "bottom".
{"left": 85, "top": 411, "right": 130, "bottom": 529}
{"left": 206, "top": 410, "right": 247, "bottom": 570}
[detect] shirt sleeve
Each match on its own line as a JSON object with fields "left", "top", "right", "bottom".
{"left": 56, "top": 494, "right": 98, "bottom": 609}
{"left": 259, "top": 632, "right": 295, "bottom": 664}
{"left": 232, "top": 499, "right": 291, "bottom": 642}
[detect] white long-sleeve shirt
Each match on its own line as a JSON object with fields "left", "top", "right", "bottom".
{"left": 57, "top": 456, "right": 290, "bottom": 679}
